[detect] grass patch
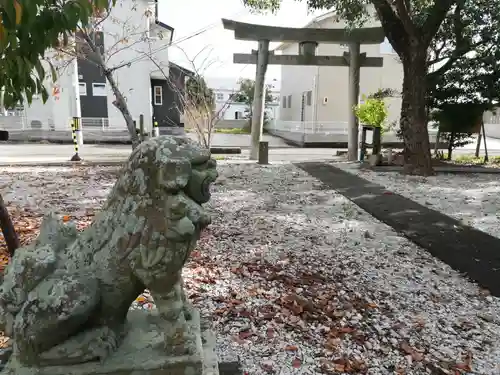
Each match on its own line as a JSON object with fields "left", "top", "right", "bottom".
{"left": 214, "top": 128, "right": 250, "bottom": 134}
{"left": 446, "top": 154, "right": 500, "bottom": 165}
{"left": 184, "top": 128, "right": 250, "bottom": 134}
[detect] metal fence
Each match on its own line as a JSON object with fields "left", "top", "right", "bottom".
{"left": 0, "top": 113, "right": 28, "bottom": 130}
{"left": 267, "top": 120, "right": 350, "bottom": 134}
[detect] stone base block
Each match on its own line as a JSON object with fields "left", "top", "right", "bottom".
{"left": 2, "top": 309, "right": 218, "bottom": 375}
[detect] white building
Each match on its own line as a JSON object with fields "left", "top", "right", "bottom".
{"left": 276, "top": 10, "right": 403, "bottom": 134}
{"left": 20, "top": 0, "right": 175, "bottom": 133}
{"left": 205, "top": 77, "right": 281, "bottom": 121}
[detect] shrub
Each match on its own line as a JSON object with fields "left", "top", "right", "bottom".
{"left": 354, "top": 95, "right": 388, "bottom": 132}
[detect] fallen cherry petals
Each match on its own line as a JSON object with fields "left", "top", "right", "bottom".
{"left": 1, "top": 164, "right": 500, "bottom": 375}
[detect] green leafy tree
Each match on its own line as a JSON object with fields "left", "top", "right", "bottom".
{"left": 426, "top": 0, "right": 500, "bottom": 90}
{"left": 354, "top": 95, "right": 388, "bottom": 130}
{"left": 0, "top": 0, "right": 114, "bottom": 108}
{"left": 0, "top": 0, "right": 112, "bottom": 257}
{"left": 425, "top": 0, "right": 500, "bottom": 160}
{"left": 233, "top": 78, "right": 274, "bottom": 118}
{"left": 185, "top": 75, "right": 214, "bottom": 110}
{"left": 243, "top": 0, "right": 457, "bottom": 175}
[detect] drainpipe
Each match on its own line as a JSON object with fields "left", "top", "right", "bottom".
{"left": 309, "top": 66, "right": 320, "bottom": 140}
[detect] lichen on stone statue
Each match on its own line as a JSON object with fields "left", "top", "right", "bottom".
{"left": 0, "top": 136, "right": 218, "bottom": 367}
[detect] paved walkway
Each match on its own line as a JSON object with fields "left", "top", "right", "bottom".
{"left": 295, "top": 162, "right": 500, "bottom": 297}
{"left": 0, "top": 144, "right": 344, "bottom": 165}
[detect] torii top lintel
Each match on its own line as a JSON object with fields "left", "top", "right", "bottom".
{"left": 222, "top": 19, "right": 385, "bottom": 44}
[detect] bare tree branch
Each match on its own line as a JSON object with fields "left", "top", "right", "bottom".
{"left": 142, "top": 42, "right": 235, "bottom": 148}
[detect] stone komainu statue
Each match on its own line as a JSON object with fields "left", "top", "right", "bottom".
{"left": 0, "top": 136, "right": 218, "bottom": 366}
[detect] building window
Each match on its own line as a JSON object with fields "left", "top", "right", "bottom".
{"left": 79, "top": 82, "right": 87, "bottom": 96}
{"left": 282, "top": 96, "right": 287, "bottom": 108}
{"left": 306, "top": 91, "right": 312, "bottom": 106}
{"left": 216, "top": 93, "right": 224, "bottom": 101}
{"left": 92, "top": 83, "right": 106, "bottom": 96}
{"left": 235, "top": 111, "right": 243, "bottom": 120}
{"left": 287, "top": 95, "right": 292, "bottom": 108}
{"left": 154, "top": 86, "right": 163, "bottom": 105}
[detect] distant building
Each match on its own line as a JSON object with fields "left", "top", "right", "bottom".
{"left": 2, "top": 0, "right": 183, "bottom": 133}
{"left": 205, "top": 77, "right": 281, "bottom": 121}
{"left": 277, "top": 10, "right": 402, "bottom": 127}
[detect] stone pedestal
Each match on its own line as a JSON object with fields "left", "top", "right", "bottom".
{"left": 1, "top": 310, "right": 218, "bottom": 375}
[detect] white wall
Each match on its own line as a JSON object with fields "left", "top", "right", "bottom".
{"left": 221, "top": 102, "right": 247, "bottom": 120}
{"left": 23, "top": 56, "right": 74, "bottom": 130}
{"left": 24, "top": 0, "right": 171, "bottom": 132}
{"left": 210, "top": 77, "right": 281, "bottom": 121}
{"left": 279, "top": 12, "right": 403, "bottom": 126}
{"left": 279, "top": 45, "right": 317, "bottom": 122}
{"left": 103, "top": 0, "right": 171, "bottom": 132}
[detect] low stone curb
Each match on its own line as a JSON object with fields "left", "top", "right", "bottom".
{"left": 218, "top": 361, "right": 243, "bottom": 375}
{"left": 210, "top": 147, "right": 242, "bottom": 154}
{"left": 365, "top": 165, "right": 500, "bottom": 174}
{"left": 0, "top": 161, "right": 126, "bottom": 167}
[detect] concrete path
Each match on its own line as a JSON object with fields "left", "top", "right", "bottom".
{"left": 0, "top": 144, "right": 342, "bottom": 165}
{"left": 187, "top": 133, "right": 290, "bottom": 148}
{"left": 296, "top": 162, "right": 500, "bottom": 297}
{"left": 0, "top": 134, "right": 498, "bottom": 165}
{"left": 6, "top": 130, "right": 291, "bottom": 148}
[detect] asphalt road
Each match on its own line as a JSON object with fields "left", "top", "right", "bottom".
{"left": 0, "top": 134, "right": 498, "bottom": 164}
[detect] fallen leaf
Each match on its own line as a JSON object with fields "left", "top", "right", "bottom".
{"left": 325, "top": 338, "right": 341, "bottom": 351}
{"left": 401, "top": 341, "right": 413, "bottom": 355}
{"left": 238, "top": 330, "right": 254, "bottom": 340}
{"left": 400, "top": 341, "right": 424, "bottom": 361}
{"left": 266, "top": 327, "right": 275, "bottom": 338}
{"left": 260, "top": 360, "right": 274, "bottom": 373}
{"left": 339, "top": 326, "right": 356, "bottom": 334}
{"left": 334, "top": 363, "right": 345, "bottom": 372}
{"left": 453, "top": 363, "right": 471, "bottom": 371}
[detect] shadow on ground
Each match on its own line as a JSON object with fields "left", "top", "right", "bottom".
{"left": 296, "top": 162, "right": 500, "bottom": 297}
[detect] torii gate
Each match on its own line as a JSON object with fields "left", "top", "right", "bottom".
{"left": 222, "top": 19, "right": 385, "bottom": 161}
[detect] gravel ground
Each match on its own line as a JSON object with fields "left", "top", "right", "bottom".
{"left": 1, "top": 164, "right": 500, "bottom": 374}
{"left": 333, "top": 162, "right": 500, "bottom": 240}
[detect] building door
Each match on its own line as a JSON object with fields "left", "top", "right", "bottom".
{"left": 151, "top": 79, "right": 176, "bottom": 127}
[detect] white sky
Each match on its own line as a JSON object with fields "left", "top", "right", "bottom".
{"left": 159, "top": 0, "right": 325, "bottom": 80}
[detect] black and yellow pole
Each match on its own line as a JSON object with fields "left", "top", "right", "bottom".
{"left": 153, "top": 119, "right": 159, "bottom": 137}
{"left": 70, "top": 117, "right": 82, "bottom": 162}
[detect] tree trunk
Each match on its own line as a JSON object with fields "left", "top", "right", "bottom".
{"left": 434, "top": 128, "right": 441, "bottom": 157}
{"left": 80, "top": 32, "right": 141, "bottom": 149}
{"left": 447, "top": 132, "right": 454, "bottom": 161}
{"left": 400, "top": 47, "right": 434, "bottom": 175}
{"left": 104, "top": 70, "right": 141, "bottom": 149}
{"left": 475, "top": 128, "right": 482, "bottom": 158}
{"left": 0, "top": 193, "right": 20, "bottom": 256}
{"left": 482, "top": 119, "right": 489, "bottom": 162}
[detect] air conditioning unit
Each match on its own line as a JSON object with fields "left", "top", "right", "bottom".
{"left": 322, "top": 97, "right": 328, "bottom": 104}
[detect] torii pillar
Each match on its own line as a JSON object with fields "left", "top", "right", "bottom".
{"left": 222, "top": 19, "right": 384, "bottom": 161}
